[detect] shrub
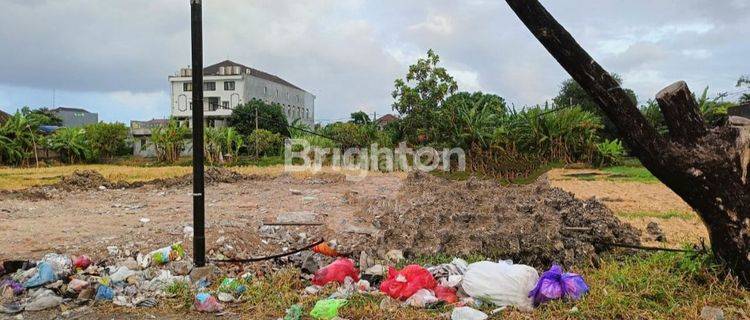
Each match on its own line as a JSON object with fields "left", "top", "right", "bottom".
{"left": 247, "top": 129, "right": 283, "bottom": 157}
{"left": 83, "top": 122, "right": 130, "bottom": 161}
{"left": 594, "top": 139, "right": 624, "bottom": 167}
{"left": 149, "top": 120, "right": 190, "bottom": 163}
{"left": 47, "top": 127, "right": 92, "bottom": 164}
{"left": 228, "top": 99, "right": 290, "bottom": 137}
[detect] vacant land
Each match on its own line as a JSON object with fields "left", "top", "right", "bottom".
{"left": 1, "top": 164, "right": 744, "bottom": 319}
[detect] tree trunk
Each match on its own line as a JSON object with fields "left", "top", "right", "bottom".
{"left": 505, "top": 0, "right": 750, "bottom": 286}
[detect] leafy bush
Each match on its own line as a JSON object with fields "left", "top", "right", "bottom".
{"left": 205, "top": 127, "right": 244, "bottom": 164}
{"left": 247, "top": 129, "right": 283, "bottom": 157}
{"left": 149, "top": 119, "right": 190, "bottom": 163}
{"left": 594, "top": 139, "right": 624, "bottom": 167}
{"left": 47, "top": 127, "right": 91, "bottom": 164}
{"left": 83, "top": 122, "right": 130, "bottom": 161}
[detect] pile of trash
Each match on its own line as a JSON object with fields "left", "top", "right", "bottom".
{"left": 366, "top": 172, "right": 641, "bottom": 268}
{"left": 0, "top": 243, "right": 200, "bottom": 314}
{"left": 294, "top": 248, "right": 590, "bottom": 320}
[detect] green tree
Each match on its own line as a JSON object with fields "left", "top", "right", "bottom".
{"left": 437, "top": 92, "right": 507, "bottom": 149}
{"left": 350, "top": 111, "right": 371, "bottom": 125}
{"left": 392, "top": 49, "right": 458, "bottom": 144}
{"left": 553, "top": 74, "right": 637, "bottom": 138}
{"left": 21, "top": 107, "right": 63, "bottom": 126}
{"left": 0, "top": 111, "right": 45, "bottom": 166}
{"left": 736, "top": 75, "right": 750, "bottom": 104}
{"left": 228, "top": 99, "right": 290, "bottom": 137}
{"left": 247, "top": 129, "right": 283, "bottom": 157}
{"left": 84, "top": 122, "right": 130, "bottom": 161}
{"left": 48, "top": 127, "right": 91, "bottom": 163}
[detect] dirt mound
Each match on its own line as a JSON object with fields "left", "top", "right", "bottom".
{"left": 149, "top": 167, "right": 253, "bottom": 188}
{"left": 53, "top": 170, "right": 132, "bottom": 191}
{"left": 367, "top": 171, "right": 640, "bottom": 268}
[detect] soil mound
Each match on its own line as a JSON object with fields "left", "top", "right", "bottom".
{"left": 368, "top": 171, "right": 640, "bottom": 268}
{"left": 149, "top": 167, "right": 251, "bottom": 188}
{"left": 54, "top": 170, "right": 132, "bottom": 191}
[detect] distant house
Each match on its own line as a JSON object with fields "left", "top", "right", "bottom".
{"left": 375, "top": 114, "right": 399, "bottom": 130}
{"left": 131, "top": 119, "right": 171, "bottom": 157}
{"left": 169, "top": 60, "right": 315, "bottom": 128}
{"left": 51, "top": 107, "right": 98, "bottom": 127}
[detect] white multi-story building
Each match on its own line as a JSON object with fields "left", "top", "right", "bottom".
{"left": 169, "top": 60, "right": 315, "bottom": 127}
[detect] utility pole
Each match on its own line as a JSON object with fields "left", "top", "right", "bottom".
{"left": 254, "top": 105, "right": 259, "bottom": 159}
{"left": 190, "top": 0, "right": 206, "bottom": 267}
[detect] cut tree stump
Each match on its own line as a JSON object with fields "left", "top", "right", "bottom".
{"left": 506, "top": 0, "right": 750, "bottom": 286}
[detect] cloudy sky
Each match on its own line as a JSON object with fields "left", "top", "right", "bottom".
{"left": 0, "top": 0, "right": 748, "bottom": 123}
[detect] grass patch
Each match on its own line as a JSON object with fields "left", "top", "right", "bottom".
{"left": 0, "top": 164, "right": 191, "bottom": 190}
{"left": 619, "top": 210, "right": 697, "bottom": 221}
{"left": 602, "top": 166, "right": 658, "bottom": 183}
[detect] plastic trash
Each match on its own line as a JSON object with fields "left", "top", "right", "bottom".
{"left": 109, "top": 266, "right": 137, "bottom": 283}
{"left": 67, "top": 279, "right": 89, "bottom": 292}
{"left": 529, "top": 265, "right": 589, "bottom": 306}
{"left": 218, "top": 278, "right": 247, "bottom": 295}
{"left": 309, "top": 299, "right": 347, "bottom": 320}
{"left": 451, "top": 306, "right": 488, "bottom": 320}
{"left": 95, "top": 285, "right": 114, "bottom": 301}
{"left": 194, "top": 293, "right": 223, "bottom": 312}
{"left": 380, "top": 264, "right": 437, "bottom": 300}
{"left": 312, "top": 242, "right": 339, "bottom": 257}
{"left": 73, "top": 255, "right": 92, "bottom": 271}
{"left": 148, "top": 242, "right": 186, "bottom": 266}
{"left": 40, "top": 253, "right": 72, "bottom": 278}
{"left": 312, "top": 258, "right": 360, "bottom": 286}
{"left": 284, "top": 304, "right": 303, "bottom": 320}
{"left": 461, "top": 260, "right": 539, "bottom": 312}
{"left": 23, "top": 262, "right": 57, "bottom": 288}
{"left": 405, "top": 288, "right": 438, "bottom": 308}
{"left": 24, "top": 289, "right": 62, "bottom": 311}
{"left": 435, "top": 285, "right": 458, "bottom": 304}
{"left": 0, "top": 279, "right": 23, "bottom": 296}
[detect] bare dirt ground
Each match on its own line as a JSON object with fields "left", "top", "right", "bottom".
{"left": 548, "top": 168, "right": 708, "bottom": 248}
{"left": 0, "top": 172, "right": 401, "bottom": 263}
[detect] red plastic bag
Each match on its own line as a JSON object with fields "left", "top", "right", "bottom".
{"left": 379, "top": 264, "right": 437, "bottom": 300}
{"left": 312, "top": 258, "right": 360, "bottom": 286}
{"left": 434, "top": 285, "right": 458, "bottom": 304}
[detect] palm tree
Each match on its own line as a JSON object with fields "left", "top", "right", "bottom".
{"left": 48, "top": 127, "right": 91, "bottom": 163}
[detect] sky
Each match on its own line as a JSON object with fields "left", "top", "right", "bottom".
{"left": 0, "top": 0, "right": 748, "bottom": 124}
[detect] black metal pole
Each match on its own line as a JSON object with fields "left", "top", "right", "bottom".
{"left": 190, "top": 0, "right": 206, "bottom": 267}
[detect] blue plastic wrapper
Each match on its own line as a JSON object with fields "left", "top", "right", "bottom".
{"left": 95, "top": 285, "right": 114, "bottom": 301}
{"left": 23, "top": 262, "right": 57, "bottom": 288}
{"left": 528, "top": 265, "right": 589, "bottom": 306}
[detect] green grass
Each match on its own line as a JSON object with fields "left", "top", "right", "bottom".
{"left": 619, "top": 210, "right": 697, "bottom": 221}
{"left": 602, "top": 166, "right": 658, "bottom": 183}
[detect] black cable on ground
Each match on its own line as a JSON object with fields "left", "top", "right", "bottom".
{"left": 210, "top": 238, "right": 325, "bottom": 263}
{"left": 592, "top": 240, "right": 706, "bottom": 254}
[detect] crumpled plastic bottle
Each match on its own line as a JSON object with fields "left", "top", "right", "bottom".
{"left": 528, "top": 264, "right": 589, "bottom": 306}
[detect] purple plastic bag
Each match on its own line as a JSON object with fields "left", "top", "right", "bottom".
{"left": 528, "top": 265, "right": 589, "bottom": 306}
{"left": 0, "top": 279, "right": 24, "bottom": 295}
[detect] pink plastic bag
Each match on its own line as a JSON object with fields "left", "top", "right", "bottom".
{"left": 195, "top": 293, "right": 223, "bottom": 312}
{"left": 434, "top": 285, "right": 458, "bottom": 304}
{"left": 312, "top": 258, "right": 360, "bottom": 286}
{"left": 379, "top": 264, "right": 437, "bottom": 300}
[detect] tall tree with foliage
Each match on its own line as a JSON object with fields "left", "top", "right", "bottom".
{"left": 392, "top": 49, "right": 458, "bottom": 144}
{"left": 553, "top": 75, "right": 637, "bottom": 138}
{"left": 0, "top": 111, "right": 45, "bottom": 166}
{"left": 228, "top": 99, "right": 290, "bottom": 137}
{"left": 149, "top": 119, "right": 189, "bottom": 163}
{"left": 350, "top": 111, "right": 371, "bottom": 125}
{"left": 21, "top": 107, "right": 63, "bottom": 126}
{"left": 736, "top": 75, "right": 750, "bottom": 104}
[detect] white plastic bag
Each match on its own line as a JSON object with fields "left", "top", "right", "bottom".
{"left": 461, "top": 260, "right": 539, "bottom": 312}
{"left": 405, "top": 289, "right": 438, "bottom": 308}
{"left": 451, "top": 306, "right": 488, "bottom": 320}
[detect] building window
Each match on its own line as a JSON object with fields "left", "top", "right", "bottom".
{"left": 183, "top": 83, "right": 192, "bottom": 91}
{"left": 276, "top": 89, "right": 279, "bottom": 98}
{"left": 264, "top": 86, "right": 268, "bottom": 95}
{"left": 189, "top": 102, "right": 193, "bottom": 110}
{"left": 224, "top": 81, "right": 235, "bottom": 91}
{"left": 296, "top": 95, "right": 300, "bottom": 103}
{"left": 222, "top": 101, "right": 229, "bottom": 109}
{"left": 204, "top": 81, "right": 216, "bottom": 91}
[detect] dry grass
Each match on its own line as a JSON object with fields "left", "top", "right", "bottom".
{"left": 0, "top": 164, "right": 407, "bottom": 190}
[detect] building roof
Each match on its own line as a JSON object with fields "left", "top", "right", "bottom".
{"left": 0, "top": 109, "right": 9, "bottom": 124}
{"left": 203, "top": 60, "right": 306, "bottom": 92}
{"left": 131, "top": 118, "right": 169, "bottom": 129}
{"left": 376, "top": 114, "right": 399, "bottom": 125}
{"left": 51, "top": 107, "right": 92, "bottom": 114}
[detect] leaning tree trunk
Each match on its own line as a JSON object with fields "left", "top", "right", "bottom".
{"left": 505, "top": 0, "right": 750, "bottom": 286}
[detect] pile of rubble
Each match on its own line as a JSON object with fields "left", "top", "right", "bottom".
{"left": 365, "top": 172, "right": 641, "bottom": 268}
